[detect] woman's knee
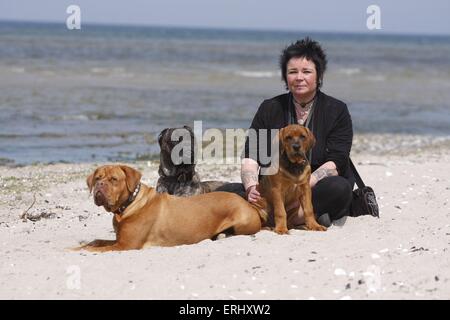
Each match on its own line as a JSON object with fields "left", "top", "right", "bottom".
{"left": 312, "top": 176, "right": 353, "bottom": 219}
{"left": 331, "top": 176, "right": 352, "bottom": 199}
{"left": 316, "top": 176, "right": 352, "bottom": 199}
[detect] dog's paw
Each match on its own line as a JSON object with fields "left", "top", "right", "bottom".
{"left": 274, "top": 227, "right": 289, "bottom": 235}
{"left": 306, "top": 222, "right": 327, "bottom": 232}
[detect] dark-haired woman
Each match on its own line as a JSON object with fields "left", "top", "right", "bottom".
{"left": 240, "top": 37, "right": 355, "bottom": 227}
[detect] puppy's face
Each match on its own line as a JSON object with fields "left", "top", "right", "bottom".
{"left": 86, "top": 165, "right": 142, "bottom": 213}
{"left": 158, "top": 126, "right": 196, "bottom": 176}
{"left": 279, "top": 125, "right": 315, "bottom": 164}
{"left": 158, "top": 128, "right": 182, "bottom": 155}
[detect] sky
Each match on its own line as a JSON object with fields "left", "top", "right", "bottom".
{"left": 1, "top": 0, "right": 449, "bottom": 35}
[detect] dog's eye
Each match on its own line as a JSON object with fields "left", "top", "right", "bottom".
{"left": 110, "top": 176, "right": 118, "bottom": 182}
{"left": 285, "top": 135, "right": 292, "bottom": 140}
{"left": 300, "top": 135, "right": 306, "bottom": 140}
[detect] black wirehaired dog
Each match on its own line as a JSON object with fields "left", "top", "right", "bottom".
{"left": 156, "top": 125, "right": 226, "bottom": 196}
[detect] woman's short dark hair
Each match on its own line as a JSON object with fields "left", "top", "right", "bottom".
{"left": 279, "top": 37, "right": 327, "bottom": 90}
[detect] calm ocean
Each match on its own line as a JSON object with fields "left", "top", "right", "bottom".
{"left": 1, "top": 21, "right": 450, "bottom": 165}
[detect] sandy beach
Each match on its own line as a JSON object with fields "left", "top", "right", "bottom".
{"left": 1, "top": 150, "right": 449, "bottom": 300}
{"left": 1, "top": 1, "right": 450, "bottom": 305}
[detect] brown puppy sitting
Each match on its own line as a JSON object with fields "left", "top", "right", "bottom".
{"left": 256, "top": 124, "right": 326, "bottom": 234}
{"left": 77, "top": 165, "right": 266, "bottom": 252}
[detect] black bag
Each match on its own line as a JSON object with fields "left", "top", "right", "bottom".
{"left": 349, "top": 159, "right": 379, "bottom": 218}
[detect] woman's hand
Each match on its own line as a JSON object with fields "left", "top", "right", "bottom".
{"left": 246, "top": 185, "right": 261, "bottom": 203}
{"left": 241, "top": 158, "right": 260, "bottom": 203}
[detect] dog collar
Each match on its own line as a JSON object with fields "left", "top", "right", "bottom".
{"left": 116, "top": 183, "right": 141, "bottom": 215}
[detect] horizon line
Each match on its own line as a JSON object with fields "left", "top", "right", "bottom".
{"left": 1, "top": 18, "right": 450, "bottom": 38}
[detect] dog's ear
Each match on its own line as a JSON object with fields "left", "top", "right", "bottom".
{"left": 183, "top": 125, "right": 194, "bottom": 135}
{"left": 305, "top": 128, "right": 316, "bottom": 151}
{"left": 158, "top": 128, "right": 169, "bottom": 146}
{"left": 86, "top": 168, "right": 98, "bottom": 194}
{"left": 120, "top": 165, "right": 142, "bottom": 193}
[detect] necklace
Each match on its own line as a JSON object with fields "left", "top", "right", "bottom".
{"left": 293, "top": 95, "right": 315, "bottom": 124}
{"left": 296, "top": 106, "right": 310, "bottom": 119}
{"left": 293, "top": 94, "right": 316, "bottom": 108}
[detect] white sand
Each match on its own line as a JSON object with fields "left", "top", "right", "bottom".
{"left": 1, "top": 152, "right": 450, "bottom": 300}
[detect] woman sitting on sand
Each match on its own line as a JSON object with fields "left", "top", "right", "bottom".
{"left": 220, "top": 37, "right": 357, "bottom": 227}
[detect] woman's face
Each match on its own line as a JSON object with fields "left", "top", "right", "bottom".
{"left": 286, "top": 57, "right": 318, "bottom": 99}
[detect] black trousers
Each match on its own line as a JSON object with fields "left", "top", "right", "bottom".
{"left": 215, "top": 176, "right": 353, "bottom": 222}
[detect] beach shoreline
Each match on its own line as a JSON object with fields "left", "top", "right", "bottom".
{"left": 1, "top": 151, "right": 449, "bottom": 299}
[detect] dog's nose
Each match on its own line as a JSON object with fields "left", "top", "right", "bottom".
{"left": 96, "top": 180, "right": 106, "bottom": 191}
{"left": 292, "top": 143, "right": 300, "bottom": 151}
